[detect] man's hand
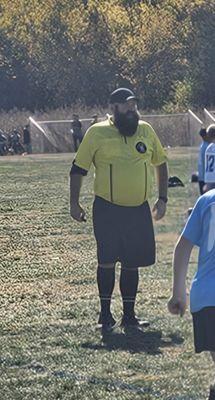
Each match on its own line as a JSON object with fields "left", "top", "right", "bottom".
{"left": 70, "top": 203, "right": 86, "bottom": 222}
{"left": 168, "top": 294, "right": 187, "bottom": 317}
{"left": 152, "top": 198, "right": 166, "bottom": 220}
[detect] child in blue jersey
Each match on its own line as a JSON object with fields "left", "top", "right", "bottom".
{"left": 204, "top": 125, "right": 215, "bottom": 193}
{"left": 198, "top": 127, "right": 211, "bottom": 195}
{"left": 168, "top": 187, "right": 215, "bottom": 400}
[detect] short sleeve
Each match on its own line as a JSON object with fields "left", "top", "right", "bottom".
{"left": 149, "top": 127, "right": 168, "bottom": 166}
{"left": 182, "top": 196, "right": 203, "bottom": 246}
{"left": 73, "top": 127, "right": 97, "bottom": 171}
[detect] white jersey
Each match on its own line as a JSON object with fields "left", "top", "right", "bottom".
{"left": 205, "top": 143, "right": 215, "bottom": 183}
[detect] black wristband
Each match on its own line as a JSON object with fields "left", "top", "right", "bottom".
{"left": 159, "top": 196, "right": 168, "bottom": 203}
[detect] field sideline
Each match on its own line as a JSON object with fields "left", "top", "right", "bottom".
{"left": 0, "top": 148, "right": 212, "bottom": 400}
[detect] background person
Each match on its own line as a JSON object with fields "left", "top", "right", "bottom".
{"left": 70, "top": 87, "right": 168, "bottom": 332}
{"left": 23, "top": 124, "right": 32, "bottom": 154}
{"left": 71, "top": 114, "right": 83, "bottom": 152}
{"left": 197, "top": 127, "right": 212, "bottom": 195}
{"left": 0, "top": 129, "right": 7, "bottom": 155}
{"left": 168, "top": 186, "right": 215, "bottom": 400}
{"left": 204, "top": 124, "right": 215, "bottom": 193}
{"left": 8, "top": 129, "right": 24, "bottom": 154}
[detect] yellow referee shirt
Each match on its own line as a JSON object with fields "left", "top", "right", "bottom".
{"left": 74, "top": 117, "right": 167, "bottom": 206}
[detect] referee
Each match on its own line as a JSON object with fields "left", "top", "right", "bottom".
{"left": 70, "top": 88, "right": 168, "bottom": 331}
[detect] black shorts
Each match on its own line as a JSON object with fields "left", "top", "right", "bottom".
{"left": 192, "top": 307, "right": 215, "bottom": 353}
{"left": 93, "top": 196, "right": 155, "bottom": 268}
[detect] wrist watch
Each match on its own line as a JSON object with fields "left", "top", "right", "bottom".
{"left": 159, "top": 196, "right": 168, "bottom": 203}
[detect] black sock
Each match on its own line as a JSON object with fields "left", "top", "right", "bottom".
{"left": 120, "top": 268, "right": 139, "bottom": 316}
{"left": 97, "top": 266, "right": 115, "bottom": 317}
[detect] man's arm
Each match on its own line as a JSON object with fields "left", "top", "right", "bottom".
{"left": 152, "top": 162, "right": 168, "bottom": 220}
{"left": 168, "top": 235, "right": 194, "bottom": 316}
{"left": 70, "top": 173, "right": 86, "bottom": 222}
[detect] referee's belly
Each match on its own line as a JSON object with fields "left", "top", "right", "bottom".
{"left": 94, "top": 160, "right": 151, "bottom": 206}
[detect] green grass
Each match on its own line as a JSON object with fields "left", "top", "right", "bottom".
{"left": 0, "top": 149, "right": 212, "bottom": 400}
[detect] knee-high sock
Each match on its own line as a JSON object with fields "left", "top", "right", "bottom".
{"left": 97, "top": 266, "right": 115, "bottom": 316}
{"left": 120, "top": 268, "right": 139, "bottom": 316}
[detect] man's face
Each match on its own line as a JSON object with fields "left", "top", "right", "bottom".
{"left": 112, "top": 99, "right": 140, "bottom": 137}
{"left": 115, "top": 99, "right": 137, "bottom": 114}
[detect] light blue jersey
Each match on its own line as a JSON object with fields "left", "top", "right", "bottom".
{"left": 205, "top": 142, "right": 215, "bottom": 183}
{"left": 198, "top": 141, "right": 209, "bottom": 181}
{"left": 182, "top": 189, "right": 215, "bottom": 313}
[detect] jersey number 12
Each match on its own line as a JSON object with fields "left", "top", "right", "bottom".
{"left": 206, "top": 154, "right": 215, "bottom": 173}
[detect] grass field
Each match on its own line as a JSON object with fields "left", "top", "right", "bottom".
{"left": 0, "top": 148, "right": 213, "bottom": 400}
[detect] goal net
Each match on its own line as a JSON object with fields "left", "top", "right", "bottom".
{"left": 142, "top": 112, "right": 189, "bottom": 147}
{"left": 187, "top": 109, "right": 203, "bottom": 147}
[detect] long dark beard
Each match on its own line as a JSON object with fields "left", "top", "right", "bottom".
{"left": 114, "top": 109, "right": 140, "bottom": 137}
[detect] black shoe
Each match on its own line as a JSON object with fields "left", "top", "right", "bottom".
{"left": 209, "top": 386, "right": 215, "bottom": 400}
{"left": 121, "top": 314, "right": 150, "bottom": 328}
{"left": 97, "top": 313, "right": 117, "bottom": 332}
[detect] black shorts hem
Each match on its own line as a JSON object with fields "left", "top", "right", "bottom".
{"left": 97, "top": 259, "right": 156, "bottom": 268}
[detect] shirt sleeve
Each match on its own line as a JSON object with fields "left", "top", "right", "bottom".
{"left": 181, "top": 196, "right": 203, "bottom": 246}
{"left": 149, "top": 126, "right": 168, "bottom": 166}
{"left": 73, "top": 127, "right": 97, "bottom": 171}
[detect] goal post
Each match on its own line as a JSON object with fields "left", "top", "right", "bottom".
{"left": 29, "top": 117, "right": 47, "bottom": 154}
{"left": 203, "top": 108, "right": 215, "bottom": 127}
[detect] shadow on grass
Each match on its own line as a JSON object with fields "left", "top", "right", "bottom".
{"left": 82, "top": 328, "right": 184, "bottom": 355}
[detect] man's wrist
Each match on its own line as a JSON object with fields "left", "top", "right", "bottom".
{"left": 158, "top": 196, "right": 168, "bottom": 203}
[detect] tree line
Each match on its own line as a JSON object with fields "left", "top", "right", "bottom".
{"left": 0, "top": 0, "right": 214, "bottom": 112}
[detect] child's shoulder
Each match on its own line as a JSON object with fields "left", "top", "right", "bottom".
{"left": 193, "top": 190, "right": 215, "bottom": 215}
{"left": 206, "top": 142, "right": 215, "bottom": 153}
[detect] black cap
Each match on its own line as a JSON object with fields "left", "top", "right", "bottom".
{"left": 207, "top": 124, "right": 215, "bottom": 138}
{"left": 110, "top": 88, "right": 137, "bottom": 104}
{"left": 199, "top": 127, "right": 207, "bottom": 137}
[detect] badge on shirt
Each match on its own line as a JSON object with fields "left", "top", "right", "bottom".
{"left": 136, "top": 142, "right": 147, "bottom": 154}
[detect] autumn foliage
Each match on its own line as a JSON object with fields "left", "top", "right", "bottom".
{"left": 0, "top": 0, "right": 214, "bottom": 111}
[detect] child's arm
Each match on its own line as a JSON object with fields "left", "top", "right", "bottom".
{"left": 168, "top": 235, "right": 194, "bottom": 316}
